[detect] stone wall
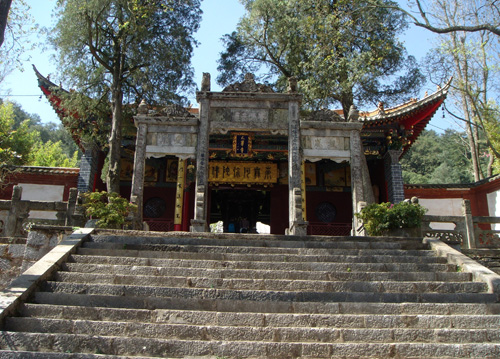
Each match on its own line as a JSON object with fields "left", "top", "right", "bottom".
{"left": 0, "top": 226, "right": 74, "bottom": 290}
{"left": 0, "top": 237, "right": 27, "bottom": 290}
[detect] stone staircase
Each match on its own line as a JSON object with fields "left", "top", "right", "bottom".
{"left": 1, "top": 231, "right": 500, "bottom": 358}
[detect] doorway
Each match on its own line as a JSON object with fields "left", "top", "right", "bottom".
{"left": 209, "top": 189, "right": 271, "bottom": 233}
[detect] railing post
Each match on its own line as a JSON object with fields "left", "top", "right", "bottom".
{"left": 5, "top": 186, "right": 29, "bottom": 237}
{"left": 66, "top": 188, "right": 79, "bottom": 227}
{"left": 462, "top": 199, "right": 475, "bottom": 249}
{"left": 355, "top": 201, "right": 367, "bottom": 236}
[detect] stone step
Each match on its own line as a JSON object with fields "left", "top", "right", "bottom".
{"left": 39, "top": 281, "right": 497, "bottom": 303}
{"left": 75, "top": 247, "right": 447, "bottom": 264}
{"left": 88, "top": 234, "right": 427, "bottom": 250}
{"left": 0, "top": 352, "right": 162, "bottom": 359}
{"left": 62, "top": 262, "right": 473, "bottom": 282}
{"left": 70, "top": 254, "right": 455, "bottom": 275}
{"left": 30, "top": 292, "right": 500, "bottom": 315}
{"left": 52, "top": 272, "right": 488, "bottom": 294}
{"left": 6, "top": 317, "right": 500, "bottom": 344}
{"left": 81, "top": 241, "right": 436, "bottom": 257}
{"left": 1, "top": 331, "right": 499, "bottom": 358}
{"left": 19, "top": 304, "right": 500, "bottom": 330}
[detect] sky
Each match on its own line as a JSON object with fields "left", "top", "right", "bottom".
{"left": 1, "top": 0, "right": 455, "bottom": 131}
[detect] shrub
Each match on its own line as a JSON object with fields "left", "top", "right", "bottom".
{"left": 355, "top": 201, "right": 427, "bottom": 236}
{"left": 82, "top": 191, "right": 137, "bottom": 229}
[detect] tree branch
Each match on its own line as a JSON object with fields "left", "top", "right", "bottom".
{"left": 85, "top": 13, "right": 113, "bottom": 72}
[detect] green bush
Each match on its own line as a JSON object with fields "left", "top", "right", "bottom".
{"left": 355, "top": 201, "right": 427, "bottom": 236}
{"left": 82, "top": 191, "right": 137, "bottom": 229}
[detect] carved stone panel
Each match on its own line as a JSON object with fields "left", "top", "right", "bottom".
{"left": 302, "top": 134, "right": 351, "bottom": 161}
{"left": 209, "top": 108, "right": 288, "bottom": 132}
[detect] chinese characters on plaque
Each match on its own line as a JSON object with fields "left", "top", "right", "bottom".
{"left": 232, "top": 133, "right": 253, "bottom": 157}
{"left": 209, "top": 161, "right": 278, "bottom": 185}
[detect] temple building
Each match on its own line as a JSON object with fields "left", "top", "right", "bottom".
{"left": 34, "top": 67, "right": 450, "bottom": 235}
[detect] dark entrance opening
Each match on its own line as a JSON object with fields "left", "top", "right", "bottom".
{"left": 210, "top": 189, "right": 271, "bottom": 233}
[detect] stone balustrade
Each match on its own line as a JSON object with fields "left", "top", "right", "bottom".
{"left": 0, "top": 186, "right": 84, "bottom": 238}
{"left": 422, "top": 199, "right": 500, "bottom": 249}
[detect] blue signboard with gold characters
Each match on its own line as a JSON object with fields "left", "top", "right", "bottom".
{"left": 232, "top": 132, "right": 253, "bottom": 157}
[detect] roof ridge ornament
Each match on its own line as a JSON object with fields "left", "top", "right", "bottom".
{"left": 223, "top": 73, "right": 274, "bottom": 93}
{"left": 348, "top": 105, "right": 360, "bottom": 122}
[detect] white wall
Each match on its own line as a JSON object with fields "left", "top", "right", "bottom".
{"left": 487, "top": 190, "right": 500, "bottom": 229}
{"left": 19, "top": 184, "right": 65, "bottom": 220}
{"left": 418, "top": 198, "right": 463, "bottom": 230}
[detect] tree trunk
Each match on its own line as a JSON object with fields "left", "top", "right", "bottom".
{"left": 106, "top": 83, "right": 123, "bottom": 194}
{"left": 463, "top": 107, "right": 482, "bottom": 182}
{"left": 0, "top": 0, "right": 12, "bottom": 48}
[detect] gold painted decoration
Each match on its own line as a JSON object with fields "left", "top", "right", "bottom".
{"left": 120, "top": 159, "right": 134, "bottom": 180}
{"left": 174, "top": 159, "right": 185, "bottom": 225}
{"left": 209, "top": 161, "right": 278, "bottom": 185}
{"left": 165, "top": 159, "right": 178, "bottom": 182}
{"left": 305, "top": 162, "right": 317, "bottom": 186}
{"left": 278, "top": 162, "right": 288, "bottom": 185}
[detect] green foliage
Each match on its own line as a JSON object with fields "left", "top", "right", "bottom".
{"left": 29, "top": 140, "right": 79, "bottom": 167}
{"left": 218, "top": 0, "right": 425, "bottom": 115}
{"left": 0, "top": 101, "right": 37, "bottom": 166}
{"left": 52, "top": 0, "right": 202, "bottom": 106}
{"left": 52, "top": 0, "right": 202, "bottom": 192}
{"left": 0, "top": 99, "right": 81, "bottom": 167}
{"left": 401, "top": 129, "right": 489, "bottom": 184}
{"left": 82, "top": 191, "right": 137, "bottom": 229}
{"left": 356, "top": 202, "right": 427, "bottom": 236}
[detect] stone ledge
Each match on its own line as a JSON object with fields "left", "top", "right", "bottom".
{"left": 0, "top": 228, "right": 94, "bottom": 326}
{"left": 424, "top": 237, "right": 500, "bottom": 295}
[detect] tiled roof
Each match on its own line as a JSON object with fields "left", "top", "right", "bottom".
{"left": 3, "top": 165, "right": 79, "bottom": 175}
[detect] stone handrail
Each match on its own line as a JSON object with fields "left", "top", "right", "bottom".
{"left": 421, "top": 199, "right": 500, "bottom": 249}
{"left": 0, "top": 186, "right": 84, "bottom": 238}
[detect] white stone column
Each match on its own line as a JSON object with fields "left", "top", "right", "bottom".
{"left": 350, "top": 130, "right": 366, "bottom": 236}
{"left": 288, "top": 100, "right": 307, "bottom": 235}
{"left": 130, "top": 123, "right": 147, "bottom": 230}
{"left": 462, "top": 199, "right": 476, "bottom": 249}
{"left": 191, "top": 94, "right": 210, "bottom": 232}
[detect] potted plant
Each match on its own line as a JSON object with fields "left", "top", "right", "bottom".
{"left": 355, "top": 201, "right": 427, "bottom": 237}
{"left": 82, "top": 191, "right": 137, "bottom": 229}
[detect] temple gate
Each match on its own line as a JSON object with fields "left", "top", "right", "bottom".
{"left": 131, "top": 73, "right": 373, "bottom": 235}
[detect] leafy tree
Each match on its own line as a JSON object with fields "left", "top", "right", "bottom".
{"left": 52, "top": 0, "right": 202, "bottom": 193}
{"left": 401, "top": 129, "right": 490, "bottom": 184}
{"left": 29, "top": 140, "right": 79, "bottom": 168}
{"left": 217, "top": 0, "right": 425, "bottom": 116}
{"left": 416, "top": 0, "right": 500, "bottom": 180}
{"left": 0, "top": 99, "right": 80, "bottom": 159}
{"left": 373, "top": 0, "right": 500, "bottom": 37}
{"left": 401, "top": 130, "right": 442, "bottom": 184}
{"left": 0, "top": 100, "right": 81, "bottom": 175}
{"left": 0, "top": 0, "right": 36, "bottom": 83}
{"left": 0, "top": 100, "right": 37, "bottom": 167}
{"left": 0, "top": 100, "right": 37, "bottom": 189}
